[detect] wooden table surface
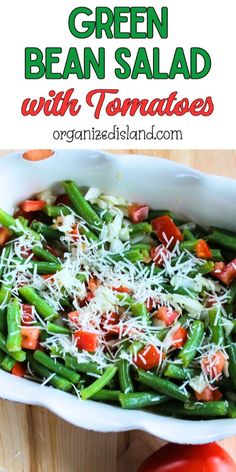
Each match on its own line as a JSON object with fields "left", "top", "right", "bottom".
{"left": 0, "top": 149, "right": 235, "bottom": 472}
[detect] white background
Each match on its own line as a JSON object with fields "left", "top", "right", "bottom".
{"left": 0, "top": 0, "right": 235, "bottom": 149}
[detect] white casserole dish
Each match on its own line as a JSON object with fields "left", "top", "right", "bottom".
{"left": 0, "top": 149, "right": 236, "bottom": 444}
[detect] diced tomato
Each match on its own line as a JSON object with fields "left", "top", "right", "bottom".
{"left": 201, "top": 350, "right": 226, "bottom": 379}
{"left": 46, "top": 245, "right": 59, "bottom": 258}
{"left": 68, "top": 311, "right": 80, "bottom": 324}
{"left": 172, "top": 326, "right": 188, "bottom": 348}
{"left": 12, "top": 362, "right": 26, "bottom": 377}
{"left": 79, "top": 291, "right": 94, "bottom": 307}
{"left": 74, "top": 331, "right": 98, "bottom": 352}
{"left": 101, "top": 312, "right": 120, "bottom": 333}
{"left": 150, "top": 245, "right": 169, "bottom": 267}
{"left": 128, "top": 204, "right": 149, "bottom": 223}
{"left": 56, "top": 194, "right": 71, "bottom": 206}
{"left": 196, "top": 239, "right": 212, "bottom": 259}
{"left": 21, "top": 327, "right": 41, "bottom": 350}
{"left": 41, "top": 274, "right": 54, "bottom": 281}
{"left": 112, "top": 286, "right": 131, "bottom": 294}
{"left": 146, "top": 297, "right": 156, "bottom": 312}
{"left": 154, "top": 306, "right": 179, "bottom": 326}
{"left": 21, "top": 304, "right": 35, "bottom": 326}
{"left": 20, "top": 246, "right": 32, "bottom": 259}
{"left": 88, "top": 276, "right": 100, "bottom": 292}
{"left": 217, "top": 259, "right": 236, "bottom": 286}
{"left": 0, "top": 227, "right": 12, "bottom": 247}
{"left": 20, "top": 200, "right": 46, "bottom": 212}
{"left": 134, "top": 344, "right": 163, "bottom": 370}
{"left": 151, "top": 215, "right": 183, "bottom": 250}
{"left": 195, "top": 386, "right": 222, "bottom": 402}
{"left": 211, "top": 261, "right": 225, "bottom": 279}
{"left": 70, "top": 225, "right": 80, "bottom": 240}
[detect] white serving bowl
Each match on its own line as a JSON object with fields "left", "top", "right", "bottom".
{"left": 0, "top": 150, "right": 236, "bottom": 444}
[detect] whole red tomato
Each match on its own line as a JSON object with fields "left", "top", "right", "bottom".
{"left": 138, "top": 443, "right": 236, "bottom": 472}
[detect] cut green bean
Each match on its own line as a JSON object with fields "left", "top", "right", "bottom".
{"left": 91, "top": 389, "right": 120, "bottom": 402}
{"left": 118, "top": 359, "right": 134, "bottom": 394}
{"left": 178, "top": 321, "right": 204, "bottom": 367}
{"left": 211, "top": 249, "right": 223, "bottom": 262}
{"left": 1, "top": 354, "right": 16, "bottom": 372}
{"left": 164, "top": 363, "right": 197, "bottom": 380}
{"left": 119, "top": 392, "right": 169, "bottom": 409}
{"left": 63, "top": 181, "right": 103, "bottom": 231}
{"left": 65, "top": 354, "right": 102, "bottom": 376}
{"left": 130, "top": 223, "right": 152, "bottom": 235}
{"left": 183, "top": 228, "right": 196, "bottom": 241}
{"left": 46, "top": 322, "right": 70, "bottom": 335}
{"left": 0, "top": 209, "right": 40, "bottom": 240}
{"left": 81, "top": 366, "right": 118, "bottom": 400}
{"left": 0, "top": 332, "right": 26, "bottom": 362}
{"left": 208, "top": 229, "right": 236, "bottom": 252}
{"left": 28, "top": 355, "right": 72, "bottom": 392}
{"left": 19, "top": 286, "right": 57, "bottom": 320}
{"left": 6, "top": 299, "right": 21, "bottom": 352}
{"left": 226, "top": 336, "right": 236, "bottom": 389}
{"left": 157, "top": 400, "right": 228, "bottom": 417}
{"left": 137, "top": 369, "right": 190, "bottom": 402}
{"left": 32, "top": 246, "right": 59, "bottom": 264}
{"left": 33, "top": 350, "right": 80, "bottom": 384}
{"left": 209, "top": 307, "right": 224, "bottom": 346}
{"left": 31, "top": 221, "right": 62, "bottom": 241}
{"left": 44, "top": 205, "right": 72, "bottom": 217}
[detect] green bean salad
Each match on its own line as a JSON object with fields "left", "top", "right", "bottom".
{"left": 0, "top": 180, "right": 236, "bottom": 419}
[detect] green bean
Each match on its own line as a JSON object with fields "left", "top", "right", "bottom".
{"left": 209, "top": 307, "right": 224, "bottom": 346}
{"left": 156, "top": 401, "right": 228, "bottom": 417}
{"left": 0, "top": 280, "right": 13, "bottom": 307}
{"left": 227, "top": 403, "right": 236, "bottom": 418}
{"left": 65, "top": 354, "right": 102, "bottom": 376}
{"left": 19, "top": 286, "right": 57, "bottom": 320}
{"left": 31, "top": 221, "right": 62, "bottom": 241}
{"left": 76, "top": 273, "right": 87, "bottom": 283}
{"left": 32, "top": 246, "right": 59, "bottom": 264}
{"left": 183, "top": 228, "right": 196, "bottom": 241}
{"left": 118, "top": 360, "right": 134, "bottom": 394}
{"left": 6, "top": 299, "right": 21, "bottom": 352}
{"left": 179, "top": 240, "right": 197, "bottom": 252}
{"left": 33, "top": 350, "right": 80, "bottom": 384}
{"left": 0, "top": 209, "right": 40, "bottom": 240}
{"left": 91, "top": 389, "right": 120, "bottom": 402}
{"left": 0, "top": 309, "right": 7, "bottom": 334}
{"left": 211, "top": 249, "right": 223, "bottom": 262}
{"left": 178, "top": 320, "right": 204, "bottom": 367}
{"left": 119, "top": 392, "right": 169, "bottom": 409}
{"left": 0, "top": 349, "right": 5, "bottom": 364}
{"left": 63, "top": 181, "right": 103, "bottom": 231}
{"left": 208, "top": 229, "right": 236, "bottom": 252}
{"left": 44, "top": 205, "right": 72, "bottom": 217}
{"left": 81, "top": 366, "right": 118, "bottom": 400}
{"left": 118, "top": 294, "right": 150, "bottom": 325}
{"left": 28, "top": 355, "right": 73, "bottom": 392}
{"left": 1, "top": 354, "right": 16, "bottom": 372}
{"left": 24, "top": 260, "right": 62, "bottom": 274}
{"left": 0, "top": 244, "right": 12, "bottom": 280}
{"left": 196, "top": 261, "right": 215, "bottom": 276}
{"left": 130, "top": 223, "right": 152, "bottom": 235}
{"left": 0, "top": 332, "right": 26, "bottom": 362}
{"left": 46, "top": 322, "right": 70, "bottom": 335}
{"left": 156, "top": 328, "right": 169, "bottom": 342}
{"left": 228, "top": 281, "right": 236, "bottom": 304}
{"left": 226, "top": 336, "right": 236, "bottom": 389}
{"left": 80, "top": 226, "right": 99, "bottom": 243}
{"left": 136, "top": 369, "right": 190, "bottom": 402}
{"left": 164, "top": 363, "right": 197, "bottom": 380}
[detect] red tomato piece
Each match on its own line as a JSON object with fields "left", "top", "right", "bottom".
{"left": 172, "top": 326, "right": 188, "bottom": 348}
{"left": 56, "top": 194, "right": 71, "bottom": 206}
{"left": 150, "top": 245, "right": 169, "bottom": 267}
{"left": 138, "top": 442, "right": 236, "bottom": 472}
{"left": 217, "top": 259, "right": 236, "bottom": 286}
{"left": 211, "top": 261, "right": 225, "bottom": 279}
{"left": 196, "top": 239, "right": 212, "bottom": 259}
{"left": 151, "top": 215, "right": 183, "bottom": 250}
{"left": 68, "top": 311, "right": 80, "bottom": 324}
{"left": 195, "top": 386, "right": 222, "bottom": 402}
{"left": 20, "top": 200, "right": 46, "bottom": 212}
{"left": 21, "top": 304, "right": 35, "bottom": 326}
{"left": 154, "top": 306, "right": 179, "bottom": 326}
{"left": 12, "top": 362, "right": 26, "bottom": 377}
{"left": 41, "top": 274, "right": 54, "bottom": 281}
{"left": 21, "top": 327, "right": 40, "bottom": 350}
{"left": 0, "top": 227, "right": 12, "bottom": 247}
{"left": 74, "top": 331, "right": 98, "bottom": 352}
{"left": 128, "top": 204, "right": 149, "bottom": 223}
{"left": 201, "top": 350, "right": 226, "bottom": 379}
{"left": 112, "top": 286, "right": 131, "bottom": 294}
{"left": 134, "top": 344, "right": 162, "bottom": 370}
{"left": 88, "top": 276, "right": 100, "bottom": 292}
{"left": 70, "top": 225, "right": 80, "bottom": 240}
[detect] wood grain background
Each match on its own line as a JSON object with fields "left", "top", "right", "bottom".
{"left": 0, "top": 149, "right": 235, "bottom": 472}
